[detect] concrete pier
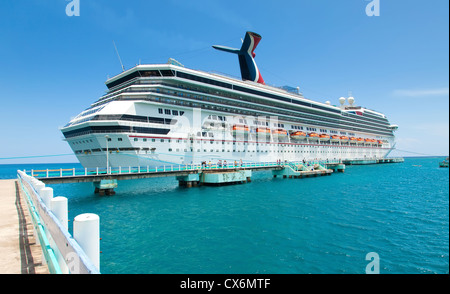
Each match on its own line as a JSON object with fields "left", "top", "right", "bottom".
{"left": 0, "top": 180, "right": 48, "bottom": 274}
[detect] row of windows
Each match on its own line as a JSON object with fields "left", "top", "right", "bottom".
{"left": 130, "top": 137, "right": 384, "bottom": 147}
{"left": 158, "top": 108, "right": 185, "bottom": 116}
{"left": 166, "top": 148, "right": 381, "bottom": 154}
{"left": 63, "top": 125, "right": 170, "bottom": 139}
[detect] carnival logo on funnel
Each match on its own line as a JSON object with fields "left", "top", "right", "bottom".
{"left": 213, "top": 32, "right": 265, "bottom": 85}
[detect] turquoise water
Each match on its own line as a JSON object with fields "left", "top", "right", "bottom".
{"left": 2, "top": 157, "right": 449, "bottom": 274}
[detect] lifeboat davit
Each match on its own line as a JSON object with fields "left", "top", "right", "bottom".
{"left": 319, "top": 134, "right": 330, "bottom": 142}
{"left": 290, "top": 131, "right": 307, "bottom": 140}
{"left": 308, "top": 132, "right": 320, "bottom": 141}
{"left": 232, "top": 125, "right": 249, "bottom": 136}
{"left": 330, "top": 135, "right": 341, "bottom": 142}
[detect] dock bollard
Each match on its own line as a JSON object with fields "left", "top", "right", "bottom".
{"left": 51, "top": 197, "right": 68, "bottom": 230}
{"left": 40, "top": 187, "right": 53, "bottom": 208}
{"left": 73, "top": 213, "right": 100, "bottom": 271}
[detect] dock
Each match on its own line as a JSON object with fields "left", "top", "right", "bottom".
{"left": 24, "top": 161, "right": 339, "bottom": 194}
{"left": 0, "top": 179, "right": 48, "bottom": 274}
{"left": 22, "top": 158, "right": 404, "bottom": 195}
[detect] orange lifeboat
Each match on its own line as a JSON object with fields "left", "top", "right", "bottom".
{"left": 357, "top": 138, "right": 365, "bottom": 144}
{"left": 340, "top": 136, "right": 349, "bottom": 142}
{"left": 330, "top": 135, "right": 341, "bottom": 142}
{"left": 256, "top": 127, "right": 271, "bottom": 134}
{"left": 308, "top": 132, "right": 320, "bottom": 141}
{"left": 377, "top": 140, "right": 384, "bottom": 145}
{"left": 272, "top": 129, "right": 288, "bottom": 140}
{"left": 232, "top": 125, "right": 249, "bottom": 136}
{"left": 319, "top": 134, "right": 330, "bottom": 141}
{"left": 291, "top": 131, "right": 307, "bottom": 140}
{"left": 349, "top": 137, "right": 358, "bottom": 143}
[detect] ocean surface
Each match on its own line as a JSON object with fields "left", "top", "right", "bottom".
{"left": 2, "top": 157, "right": 449, "bottom": 274}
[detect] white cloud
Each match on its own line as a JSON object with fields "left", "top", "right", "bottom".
{"left": 392, "top": 87, "right": 449, "bottom": 97}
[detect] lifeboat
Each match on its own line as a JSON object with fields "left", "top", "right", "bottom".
{"left": 232, "top": 125, "right": 249, "bottom": 136}
{"left": 349, "top": 137, "right": 357, "bottom": 143}
{"left": 340, "top": 136, "right": 350, "bottom": 142}
{"left": 356, "top": 137, "right": 365, "bottom": 144}
{"left": 364, "top": 138, "right": 372, "bottom": 143}
{"left": 377, "top": 140, "right": 384, "bottom": 145}
{"left": 256, "top": 127, "right": 271, "bottom": 134}
{"left": 307, "top": 132, "right": 320, "bottom": 141}
{"left": 272, "top": 129, "right": 288, "bottom": 139}
{"left": 319, "top": 134, "right": 330, "bottom": 141}
{"left": 370, "top": 139, "right": 378, "bottom": 145}
{"left": 290, "top": 131, "right": 307, "bottom": 140}
{"left": 330, "top": 135, "right": 341, "bottom": 142}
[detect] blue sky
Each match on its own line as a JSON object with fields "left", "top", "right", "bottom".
{"left": 0, "top": 0, "right": 448, "bottom": 163}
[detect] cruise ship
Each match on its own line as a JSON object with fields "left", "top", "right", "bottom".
{"left": 61, "top": 32, "right": 398, "bottom": 169}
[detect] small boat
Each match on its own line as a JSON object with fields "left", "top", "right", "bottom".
{"left": 290, "top": 131, "right": 307, "bottom": 140}
{"left": 256, "top": 127, "right": 271, "bottom": 134}
{"left": 232, "top": 125, "right": 249, "bottom": 136}
{"left": 439, "top": 157, "right": 449, "bottom": 168}
{"left": 340, "top": 136, "right": 349, "bottom": 142}
{"left": 357, "top": 138, "right": 365, "bottom": 144}
{"left": 319, "top": 134, "right": 330, "bottom": 141}
{"left": 330, "top": 135, "right": 341, "bottom": 142}
{"left": 349, "top": 137, "right": 358, "bottom": 143}
{"left": 308, "top": 132, "right": 320, "bottom": 141}
{"left": 377, "top": 140, "right": 384, "bottom": 145}
{"left": 272, "top": 129, "right": 288, "bottom": 139}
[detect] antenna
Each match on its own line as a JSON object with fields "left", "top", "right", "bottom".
{"left": 113, "top": 41, "right": 125, "bottom": 72}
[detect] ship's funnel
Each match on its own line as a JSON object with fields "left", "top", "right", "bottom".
{"left": 213, "top": 31, "right": 265, "bottom": 85}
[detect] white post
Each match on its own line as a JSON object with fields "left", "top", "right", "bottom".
{"left": 73, "top": 213, "right": 100, "bottom": 271}
{"left": 51, "top": 197, "right": 68, "bottom": 230}
{"left": 50, "top": 196, "right": 69, "bottom": 274}
{"left": 34, "top": 182, "right": 46, "bottom": 196}
{"left": 40, "top": 187, "right": 53, "bottom": 208}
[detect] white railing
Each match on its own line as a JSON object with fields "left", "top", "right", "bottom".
{"left": 17, "top": 171, "right": 100, "bottom": 274}
{"left": 25, "top": 160, "right": 344, "bottom": 179}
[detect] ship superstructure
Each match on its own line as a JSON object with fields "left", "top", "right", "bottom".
{"left": 61, "top": 32, "right": 398, "bottom": 168}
